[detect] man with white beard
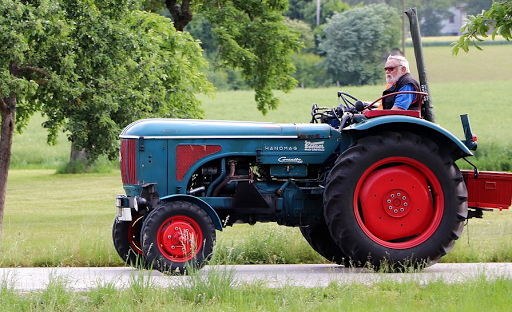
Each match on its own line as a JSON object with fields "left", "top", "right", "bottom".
{"left": 380, "top": 55, "right": 421, "bottom": 110}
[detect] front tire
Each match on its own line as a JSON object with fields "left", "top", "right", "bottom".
{"left": 324, "top": 132, "right": 467, "bottom": 269}
{"left": 141, "top": 201, "right": 216, "bottom": 274}
{"left": 112, "top": 212, "right": 147, "bottom": 268}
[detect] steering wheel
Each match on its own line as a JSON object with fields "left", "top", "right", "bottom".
{"left": 337, "top": 91, "right": 359, "bottom": 109}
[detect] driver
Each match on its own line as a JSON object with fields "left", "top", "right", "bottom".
{"left": 380, "top": 55, "right": 420, "bottom": 110}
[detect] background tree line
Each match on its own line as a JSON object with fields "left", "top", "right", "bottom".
{"left": 181, "top": 0, "right": 494, "bottom": 91}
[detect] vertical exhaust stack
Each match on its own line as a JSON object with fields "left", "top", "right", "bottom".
{"left": 405, "top": 8, "right": 436, "bottom": 123}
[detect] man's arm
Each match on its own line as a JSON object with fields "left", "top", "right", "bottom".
{"left": 391, "top": 84, "right": 416, "bottom": 110}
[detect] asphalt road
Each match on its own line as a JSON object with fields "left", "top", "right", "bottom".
{"left": 1, "top": 263, "right": 512, "bottom": 292}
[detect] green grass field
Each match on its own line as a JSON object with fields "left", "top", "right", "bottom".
{"left": 2, "top": 270, "right": 512, "bottom": 311}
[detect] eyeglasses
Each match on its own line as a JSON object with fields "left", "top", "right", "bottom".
{"left": 384, "top": 66, "right": 401, "bottom": 72}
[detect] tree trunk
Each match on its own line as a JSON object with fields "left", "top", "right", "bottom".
{"left": 70, "top": 141, "right": 88, "bottom": 161}
{"left": 0, "top": 62, "right": 19, "bottom": 241}
{"left": 166, "top": 0, "right": 193, "bottom": 31}
{"left": 0, "top": 95, "right": 16, "bottom": 242}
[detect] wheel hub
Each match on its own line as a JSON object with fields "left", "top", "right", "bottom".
{"left": 159, "top": 219, "right": 199, "bottom": 259}
{"left": 384, "top": 189, "right": 411, "bottom": 218}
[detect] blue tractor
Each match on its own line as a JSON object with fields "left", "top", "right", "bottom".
{"left": 113, "top": 89, "right": 511, "bottom": 274}
{"left": 112, "top": 9, "right": 512, "bottom": 274}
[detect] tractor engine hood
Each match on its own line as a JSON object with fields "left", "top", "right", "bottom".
{"left": 120, "top": 119, "right": 338, "bottom": 140}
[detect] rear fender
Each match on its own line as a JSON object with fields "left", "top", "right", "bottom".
{"left": 159, "top": 194, "right": 223, "bottom": 231}
{"left": 345, "top": 115, "right": 473, "bottom": 159}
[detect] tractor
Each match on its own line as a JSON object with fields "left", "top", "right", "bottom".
{"left": 112, "top": 9, "right": 512, "bottom": 274}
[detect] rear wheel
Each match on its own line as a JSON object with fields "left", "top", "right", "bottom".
{"left": 112, "top": 212, "right": 147, "bottom": 268}
{"left": 141, "top": 201, "right": 216, "bottom": 274}
{"left": 324, "top": 132, "right": 467, "bottom": 270}
{"left": 299, "top": 223, "right": 348, "bottom": 266}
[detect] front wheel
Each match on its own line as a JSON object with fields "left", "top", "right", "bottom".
{"left": 141, "top": 201, "right": 216, "bottom": 274}
{"left": 112, "top": 212, "right": 147, "bottom": 268}
{"left": 324, "top": 132, "right": 468, "bottom": 270}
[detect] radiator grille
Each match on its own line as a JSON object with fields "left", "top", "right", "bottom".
{"left": 121, "top": 139, "right": 137, "bottom": 184}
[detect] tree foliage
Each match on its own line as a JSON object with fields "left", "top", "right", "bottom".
{"left": 452, "top": 1, "right": 512, "bottom": 54}
{"left": 144, "top": 0, "right": 302, "bottom": 114}
{"left": 290, "top": 53, "right": 329, "bottom": 88}
{"left": 201, "top": 1, "right": 302, "bottom": 114}
{"left": 319, "top": 4, "right": 401, "bottom": 86}
{"left": 0, "top": 0, "right": 212, "bottom": 238}
{"left": 41, "top": 0, "right": 212, "bottom": 161}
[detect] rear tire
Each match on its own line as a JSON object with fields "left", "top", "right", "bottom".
{"left": 324, "top": 132, "right": 467, "bottom": 270}
{"left": 299, "top": 223, "right": 349, "bottom": 266}
{"left": 141, "top": 201, "right": 216, "bottom": 274}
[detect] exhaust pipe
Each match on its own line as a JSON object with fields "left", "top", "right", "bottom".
{"left": 405, "top": 8, "right": 436, "bottom": 123}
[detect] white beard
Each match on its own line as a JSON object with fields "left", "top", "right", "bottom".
{"left": 386, "top": 74, "right": 399, "bottom": 85}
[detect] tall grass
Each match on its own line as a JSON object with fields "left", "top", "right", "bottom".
{"left": 1, "top": 270, "right": 512, "bottom": 311}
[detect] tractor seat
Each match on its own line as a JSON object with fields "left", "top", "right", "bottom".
{"left": 363, "top": 91, "right": 428, "bottom": 119}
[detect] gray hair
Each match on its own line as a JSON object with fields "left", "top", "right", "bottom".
{"left": 387, "top": 55, "right": 410, "bottom": 73}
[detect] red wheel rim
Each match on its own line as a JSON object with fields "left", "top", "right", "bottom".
{"left": 354, "top": 157, "right": 444, "bottom": 249}
{"left": 156, "top": 215, "right": 203, "bottom": 262}
{"left": 127, "top": 214, "right": 144, "bottom": 255}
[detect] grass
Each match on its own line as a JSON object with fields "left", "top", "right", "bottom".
{"left": 1, "top": 270, "right": 512, "bottom": 311}
{"left": 2, "top": 169, "right": 512, "bottom": 268}
{"left": 2, "top": 170, "right": 123, "bottom": 267}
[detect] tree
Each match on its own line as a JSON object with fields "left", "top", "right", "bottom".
{"left": 340, "top": 0, "right": 457, "bottom": 36}
{"left": 0, "top": 0, "right": 68, "bottom": 240}
{"left": 44, "top": 1, "right": 212, "bottom": 162}
{"left": 0, "top": 0, "right": 212, "bottom": 239}
{"left": 290, "top": 53, "right": 329, "bottom": 88}
{"left": 144, "top": 0, "right": 302, "bottom": 114}
{"left": 319, "top": 4, "right": 401, "bottom": 86}
{"left": 452, "top": 1, "right": 512, "bottom": 54}
{"left": 284, "top": 18, "right": 328, "bottom": 88}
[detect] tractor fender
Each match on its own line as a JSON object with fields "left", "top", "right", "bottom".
{"left": 346, "top": 115, "right": 473, "bottom": 157}
{"left": 159, "top": 194, "right": 223, "bottom": 231}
